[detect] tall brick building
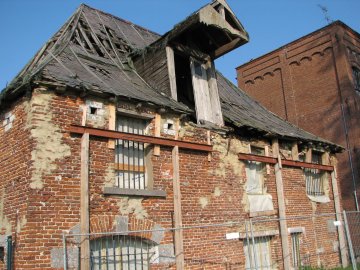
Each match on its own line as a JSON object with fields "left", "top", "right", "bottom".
{"left": 236, "top": 21, "right": 360, "bottom": 211}
{"left": 0, "top": 2, "right": 349, "bottom": 269}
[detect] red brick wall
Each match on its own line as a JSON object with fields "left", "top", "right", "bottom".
{"left": 237, "top": 22, "right": 360, "bottom": 211}
{"left": 0, "top": 96, "right": 33, "bottom": 269}
{"left": 0, "top": 88, "right": 341, "bottom": 269}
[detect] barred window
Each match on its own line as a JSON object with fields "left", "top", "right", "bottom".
{"left": 115, "top": 115, "right": 148, "bottom": 190}
{"left": 90, "top": 236, "right": 157, "bottom": 269}
{"left": 353, "top": 67, "right": 360, "bottom": 94}
{"left": 305, "top": 151, "right": 325, "bottom": 196}
{"left": 291, "top": 233, "right": 301, "bottom": 268}
{"left": 244, "top": 237, "right": 272, "bottom": 269}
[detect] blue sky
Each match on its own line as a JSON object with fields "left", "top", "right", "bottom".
{"left": 0, "top": 0, "right": 359, "bottom": 91}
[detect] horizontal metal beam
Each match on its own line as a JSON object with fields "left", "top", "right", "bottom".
{"left": 238, "top": 153, "right": 334, "bottom": 171}
{"left": 69, "top": 125, "right": 212, "bottom": 152}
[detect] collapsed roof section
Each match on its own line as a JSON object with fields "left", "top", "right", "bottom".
{"left": 1, "top": 4, "right": 188, "bottom": 113}
{"left": 0, "top": 1, "right": 341, "bottom": 150}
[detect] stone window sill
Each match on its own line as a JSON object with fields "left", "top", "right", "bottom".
{"left": 104, "top": 187, "right": 166, "bottom": 198}
{"left": 249, "top": 210, "right": 277, "bottom": 218}
{"left": 307, "top": 195, "right": 330, "bottom": 203}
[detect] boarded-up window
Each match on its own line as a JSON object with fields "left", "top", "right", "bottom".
{"left": 189, "top": 58, "right": 223, "bottom": 125}
{"left": 115, "top": 116, "right": 147, "bottom": 189}
{"left": 245, "top": 146, "right": 265, "bottom": 194}
{"left": 244, "top": 237, "right": 272, "bottom": 269}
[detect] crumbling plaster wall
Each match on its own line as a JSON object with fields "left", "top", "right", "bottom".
{"left": 0, "top": 90, "right": 340, "bottom": 269}
{"left": 25, "top": 88, "right": 71, "bottom": 189}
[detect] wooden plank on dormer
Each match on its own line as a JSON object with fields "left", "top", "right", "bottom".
{"left": 166, "top": 47, "right": 178, "bottom": 101}
{"left": 190, "top": 58, "right": 213, "bottom": 124}
{"left": 206, "top": 61, "right": 223, "bottom": 126}
{"left": 218, "top": 5, "right": 225, "bottom": 19}
{"left": 213, "top": 38, "right": 242, "bottom": 59}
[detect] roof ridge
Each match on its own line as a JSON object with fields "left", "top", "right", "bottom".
{"left": 80, "top": 3, "right": 161, "bottom": 38}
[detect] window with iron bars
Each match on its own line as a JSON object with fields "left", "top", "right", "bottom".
{"left": 244, "top": 236, "right": 272, "bottom": 269}
{"left": 90, "top": 235, "right": 157, "bottom": 269}
{"left": 115, "top": 115, "right": 148, "bottom": 190}
{"left": 291, "top": 233, "right": 301, "bottom": 268}
{"left": 353, "top": 66, "right": 360, "bottom": 94}
{"left": 304, "top": 151, "right": 325, "bottom": 196}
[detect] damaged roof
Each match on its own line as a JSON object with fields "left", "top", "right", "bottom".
{"left": 1, "top": 4, "right": 188, "bottom": 113}
{"left": 0, "top": 2, "right": 341, "bottom": 150}
{"left": 217, "top": 72, "right": 339, "bottom": 147}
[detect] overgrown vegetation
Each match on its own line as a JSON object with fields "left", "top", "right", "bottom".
{"left": 299, "top": 265, "right": 357, "bottom": 270}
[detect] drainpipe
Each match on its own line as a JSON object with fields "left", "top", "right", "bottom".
{"left": 6, "top": 236, "right": 12, "bottom": 270}
{"left": 331, "top": 34, "right": 359, "bottom": 211}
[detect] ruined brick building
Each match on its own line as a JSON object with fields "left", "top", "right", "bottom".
{"left": 0, "top": 1, "right": 349, "bottom": 269}
{"left": 236, "top": 21, "right": 360, "bottom": 211}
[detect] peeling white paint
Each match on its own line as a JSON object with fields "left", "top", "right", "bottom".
{"left": 118, "top": 197, "right": 148, "bottom": 220}
{"left": 213, "top": 187, "right": 222, "bottom": 197}
{"left": 212, "top": 134, "right": 247, "bottom": 178}
{"left": 199, "top": 197, "right": 209, "bottom": 209}
{"left": 25, "top": 90, "right": 71, "bottom": 189}
{"left": 104, "top": 165, "right": 116, "bottom": 188}
{"left": 16, "top": 215, "right": 27, "bottom": 233}
{"left": 0, "top": 189, "right": 11, "bottom": 234}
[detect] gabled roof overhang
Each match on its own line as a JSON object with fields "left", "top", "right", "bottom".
{"left": 147, "top": 0, "right": 249, "bottom": 60}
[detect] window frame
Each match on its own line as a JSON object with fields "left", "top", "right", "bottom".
{"left": 244, "top": 236, "right": 272, "bottom": 269}
{"left": 304, "top": 150, "right": 325, "bottom": 197}
{"left": 291, "top": 232, "right": 301, "bottom": 268}
{"left": 114, "top": 113, "right": 151, "bottom": 190}
{"left": 245, "top": 145, "right": 266, "bottom": 195}
{"left": 352, "top": 66, "right": 360, "bottom": 94}
{"left": 169, "top": 46, "right": 224, "bottom": 126}
{"left": 90, "top": 235, "right": 158, "bottom": 269}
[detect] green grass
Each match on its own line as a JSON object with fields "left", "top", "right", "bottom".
{"left": 299, "top": 265, "right": 357, "bottom": 270}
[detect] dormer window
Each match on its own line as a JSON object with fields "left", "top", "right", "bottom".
{"left": 169, "top": 48, "right": 223, "bottom": 126}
